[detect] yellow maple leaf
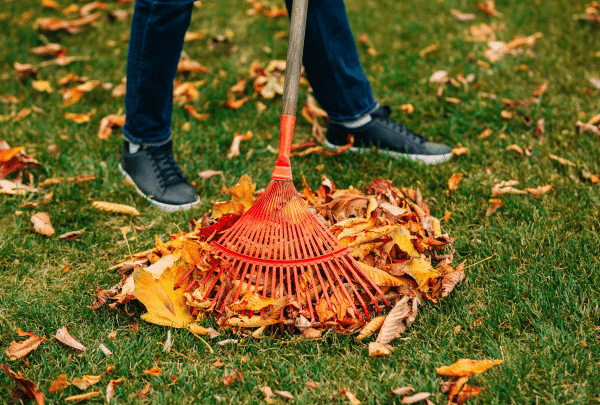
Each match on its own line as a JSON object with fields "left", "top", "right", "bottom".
{"left": 436, "top": 359, "right": 502, "bottom": 376}
{"left": 229, "top": 292, "right": 277, "bottom": 312}
{"left": 133, "top": 264, "right": 194, "bottom": 328}
{"left": 402, "top": 256, "right": 440, "bottom": 289}
{"left": 227, "top": 315, "right": 279, "bottom": 328}
{"left": 212, "top": 174, "right": 256, "bottom": 218}
{"left": 357, "top": 262, "right": 406, "bottom": 287}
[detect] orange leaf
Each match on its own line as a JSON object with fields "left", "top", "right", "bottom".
{"left": 65, "top": 392, "right": 101, "bottom": 402}
{"left": 92, "top": 201, "right": 140, "bottom": 215}
{"left": 4, "top": 335, "right": 47, "bottom": 360}
{"left": 225, "top": 96, "right": 249, "bottom": 109}
{"left": 436, "top": 359, "right": 502, "bottom": 376}
{"left": 49, "top": 374, "right": 69, "bottom": 392}
{"left": 0, "top": 364, "right": 44, "bottom": 405}
{"left": 177, "top": 58, "right": 209, "bottom": 73}
{"left": 183, "top": 105, "right": 210, "bottom": 121}
{"left": 64, "top": 111, "right": 95, "bottom": 123}
{"left": 71, "top": 374, "right": 101, "bottom": 390}
{"left": 142, "top": 366, "right": 162, "bottom": 375}
{"left": 448, "top": 173, "right": 462, "bottom": 190}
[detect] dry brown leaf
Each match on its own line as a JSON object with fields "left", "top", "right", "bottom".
{"left": 549, "top": 154, "right": 576, "bottom": 166}
{"left": 442, "top": 264, "right": 466, "bottom": 298}
{"left": 71, "top": 375, "right": 101, "bottom": 390}
{"left": 106, "top": 378, "right": 125, "bottom": 404}
{"left": 227, "top": 131, "right": 253, "bottom": 159}
{"left": 402, "top": 392, "right": 431, "bottom": 404}
{"left": 368, "top": 341, "right": 394, "bottom": 356}
{"left": 31, "top": 212, "right": 55, "bottom": 236}
{"left": 450, "top": 9, "right": 475, "bottom": 20}
{"left": 392, "top": 386, "right": 415, "bottom": 396}
{"left": 341, "top": 390, "right": 361, "bottom": 405}
{"left": 436, "top": 359, "right": 502, "bottom": 376}
{"left": 376, "top": 296, "right": 410, "bottom": 344}
{"left": 177, "top": 58, "right": 209, "bottom": 73}
{"left": 64, "top": 110, "right": 96, "bottom": 124}
{"left": 301, "top": 328, "right": 322, "bottom": 339}
{"left": 506, "top": 144, "right": 524, "bottom": 156}
{"left": 429, "top": 70, "right": 448, "bottom": 83}
{"left": 274, "top": 390, "right": 295, "bottom": 399}
{"left": 526, "top": 184, "right": 553, "bottom": 196}
{"left": 92, "top": 201, "right": 140, "bottom": 215}
{"left": 4, "top": 335, "right": 47, "bottom": 360}
{"left": 491, "top": 180, "right": 526, "bottom": 196}
{"left": 31, "top": 80, "right": 53, "bottom": 93}
{"left": 261, "top": 386, "right": 275, "bottom": 401}
{"left": 55, "top": 326, "right": 87, "bottom": 351}
{"left": 188, "top": 323, "right": 209, "bottom": 335}
{"left": 576, "top": 121, "right": 600, "bottom": 135}
{"left": 0, "top": 364, "right": 45, "bottom": 405}
{"left": 58, "top": 228, "right": 87, "bottom": 240}
{"left": 582, "top": 170, "right": 600, "bottom": 183}
{"left": 448, "top": 173, "right": 462, "bottom": 190}
{"left": 49, "top": 374, "right": 69, "bottom": 392}
{"left": 356, "top": 315, "right": 386, "bottom": 340}
{"left": 225, "top": 96, "right": 249, "bottom": 109}
{"left": 142, "top": 366, "right": 162, "bottom": 375}
{"left": 97, "top": 114, "right": 126, "bottom": 139}
{"left": 221, "top": 370, "right": 243, "bottom": 385}
{"left": 0, "top": 142, "right": 41, "bottom": 179}
{"left": 65, "top": 391, "right": 101, "bottom": 402}
{"left": 357, "top": 262, "right": 406, "bottom": 287}
{"left": 198, "top": 170, "right": 223, "bottom": 179}
{"left": 184, "top": 105, "right": 210, "bottom": 121}
{"left": 306, "top": 381, "right": 320, "bottom": 389}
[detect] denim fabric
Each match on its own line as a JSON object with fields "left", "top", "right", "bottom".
{"left": 123, "top": 0, "right": 376, "bottom": 144}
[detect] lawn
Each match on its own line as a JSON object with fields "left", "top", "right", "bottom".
{"left": 1, "top": 0, "right": 599, "bottom": 403}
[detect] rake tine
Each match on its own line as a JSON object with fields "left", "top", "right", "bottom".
{"left": 320, "top": 263, "right": 346, "bottom": 317}
{"left": 184, "top": 279, "right": 198, "bottom": 293}
{"left": 231, "top": 260, "right": 251, "bottom": 303}
{"left": 202, "top": 258, "right": 230, "bottom": 300}
{"left": 332, "top": 259, "right": 370, "bottom": 318}
{"left": 342, "top": 255, "right": 388, "bottom": 310}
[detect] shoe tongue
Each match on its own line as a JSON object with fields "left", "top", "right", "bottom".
{"left": 128, "top": 142, "right": 141, "bottom": 154}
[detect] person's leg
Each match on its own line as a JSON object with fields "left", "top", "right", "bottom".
{"left": 284, "top": 0, "right": 376, "bottom": 122}
{"left": 284, "top": 0, "right": 452, "bottom": 164}
{"left": 120, "top": 0, "right": 200, "bottom": 212}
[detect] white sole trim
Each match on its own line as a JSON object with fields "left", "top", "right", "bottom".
{"left": 118, "top": 164, "right": 201, "bottom": 213}
{"left": 324, "top": 141, "right": 452, "bottom": 165}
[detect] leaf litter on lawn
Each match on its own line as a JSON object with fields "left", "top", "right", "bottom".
{"left": 89, "top": 175, "right": 465, "bottom": 351}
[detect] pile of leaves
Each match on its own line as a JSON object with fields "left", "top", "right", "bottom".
{"left": 90, "top": 175, "right": 465, "bottom": 349}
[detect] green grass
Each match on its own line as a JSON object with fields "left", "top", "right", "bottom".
{"left": 1, "top": 0, "right": 599, "bottom": 403}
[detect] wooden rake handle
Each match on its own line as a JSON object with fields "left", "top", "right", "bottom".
{"left": 272, "top": 0, "right": 309, "bottom": 180}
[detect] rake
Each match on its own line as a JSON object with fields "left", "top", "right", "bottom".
{"left": 205, "top": 0, "right": 388, "bottom": 322}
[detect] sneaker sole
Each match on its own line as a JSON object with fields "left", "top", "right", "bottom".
{"left": 324, "top": 141, "right": 453, "bottom": 165}
{"left": 118, "top": 164, "right": 201, "bottom": 213}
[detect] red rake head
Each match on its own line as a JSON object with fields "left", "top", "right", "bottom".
{"left": 206, "top": 179, "right": 389, "bottom": 322}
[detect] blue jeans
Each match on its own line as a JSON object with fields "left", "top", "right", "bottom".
{"left": 123, "top": 0, "right": 376, "bottom": 145}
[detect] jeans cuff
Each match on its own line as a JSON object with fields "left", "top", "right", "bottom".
{"left": 122, "top": 127, "right": 171, "bottom": 146}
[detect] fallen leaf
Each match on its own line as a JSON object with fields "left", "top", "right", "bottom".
{"left": 274, "top": 390, "right": 295, "bottom": 399}
{"left": 368, "top": 341, "right": 394, "bottom": 356}
{"left": 135, "top": 382, "right": 151, "bottom": 400}
{"left": 526, "top": 184, "right": 553, "bottom": 196}
{"left": 31, "top": 212, "right": 55, "bottom": 236}
{"left": 301, "top": 328, "right": 322, "bottom": 339}
{"left": 402, "top": 392, "right": 431, "bottom": 404}
{"left": 32, "top": 80, "right": 53, "bottom": 93}
{"left": 64, "top": 111, "right": 96, "bottom": 123}
{"left": 419, "top": 44, "right": 438, "bottom": 57}
{"left": 184, "top": 105, "right": 210, "bottom": 121}
{"left": 133, "top": 264, "right": 194, "bottom": 328}
{"left": 451, "top": 146, "right": 469, "bottom": 156}
{"left": 0, "top": 142, "right": 41, "bottom": 179}
{"left": 99, "top": 344, "right": 113, "bottom": 356}
{"left": 224, "top": 96, "right": 249, "bottom": 109}
{"left": 450, "top": 9, "right": 475, "bottom": 21}
{"left": 92, "top": 201, "right": 140, "bottom": 215}
{"left": 549, "top": 154, "right": 576, "bottom": 166}
{"left": 98, "top": 114, "right": 126, "bottom": 139}
{"left": 106, "top": 378, "right": 125, "bottom": 404}
{"left": 0, "top": 364, "right": 44, "bottom": 405}
{"left": 448, "top": 173, "right": 462, "bottom": 190}
{"left": 65, "top": 391, "right": 102, "bottom": 402}
{"left": 456, "top": 384, "right": 483, "bottom": 404}
{"left": 305, "top": 381, "right": 320, "bottom": 389}
{"left": 49, "top": 374, "right": 69, "bottom": 392}
{"left": 58, "top": 228, "right": 87, "bottom": 240}
{"left": 582, "top": 170, "right": 600, "bottom": 183}
{"left": 261, "top": 386, "right": 275, "bottom": 402}
{"left": 55, "top": 326, "right": 87, "bottom": 351}
{"left": 506, "top": 144, "right": 524, "bottom": 156}
{"left": 221, "top": 370, "right": 242, "bottom": 385}
{"left": 142, "top": 366, "right": 162, "bottom": 375}
{"left": 436, "top": 358, "right": 502, "bottom": 376}
{"left": 376, "top": 296, "right": 411, "bottom": 344}
{"left": 392, "top": 386, "right": 415, "bottom": 396}
{"left": 341, "top": 389, "right": 361, "bottom": 405}
{"left": 71, "top": 375, "right": 102, "bottom": 390}
{"left": 188, "top": 323, "right": 209, "bottom": 335}
{"left": 177, "top": 57, "right": 209, "bottom": 73}
{"left": 198, "top": 170, "right": 223, "bottom": 179}
{"left": 429, "top": 70, "right": 448, "bottom": 83}
{"left": 4, "top": 335, "right": 47, "bottom": 360}
{"left": 227, "top": 131, "right": 253, "bottom": 159}
{"left": 356, "top": 315, "right": 386, "bottom": 340}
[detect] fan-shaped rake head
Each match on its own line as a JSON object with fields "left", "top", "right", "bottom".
{"left": 203, "top": 179, "right": 389, "bottom": 322}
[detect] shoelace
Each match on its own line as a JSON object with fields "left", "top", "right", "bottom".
{"left": 374, "top": 106, "right": 428, "bottom": 144}
{"left": 149, "top": 144, "right": 187, "bottom": 188}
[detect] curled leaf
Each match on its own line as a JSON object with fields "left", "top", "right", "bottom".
{"left": 92, "top": 201, "right": 140, "bottom": 215}
{"left": 4, "top": 335, "right": 47, "bottom": 360}
{"left": 55, "top": 326, "right": 87, "bottom": 352}
{"left": 436, "top": 359, "right": 502, "bottom": 376}
{"left": 356, "top": 315, "right": 386, "bottom": 341}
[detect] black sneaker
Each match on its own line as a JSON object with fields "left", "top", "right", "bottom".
{"left": 118, "top": 140, "right": 201, "bottom": 212}
{"left": 326, "top": 105, "right": 452, "bottom": 164}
